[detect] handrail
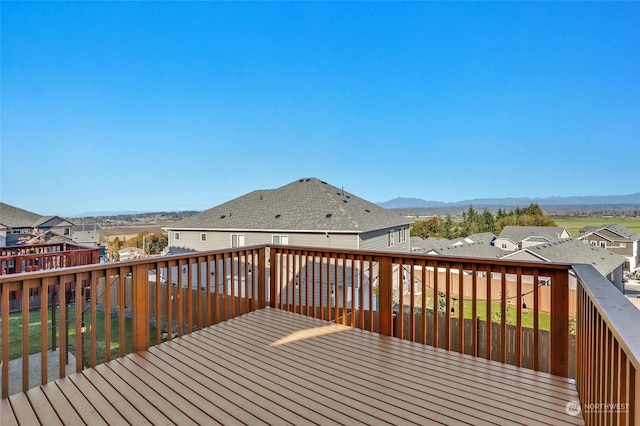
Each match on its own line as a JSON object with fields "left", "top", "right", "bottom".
{"left": 573, "top": 263, "right": 640, "bottom": 424}
{"left": 2, "top": 243, "right": 638, "bottom": 426}
{"left": 0, "top": 246, "right": 100, "bottom": 275}
{"left": 1, "top": 245, "right": 267, "bottom": 398}
{"left": 268, "top": 245, "right": 573, "bottom": 377}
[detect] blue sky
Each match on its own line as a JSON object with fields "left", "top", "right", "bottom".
{"left": 2, "top": 2, "right": 639, "bottom": 217}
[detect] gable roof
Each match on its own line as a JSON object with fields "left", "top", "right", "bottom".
{"left": 0, "top": 203, "right": 73, "bottom": 230}
{"left": 584, "top": 223, "right": 640, "bottom": 242}
{"left": 410, "top": 236, "right": 452, "bottom": 252}
{"left": 429, "top": 241, "right": 505, "bottom": 259}
{"left": 167, "top": 178, "right": 409, "bottom": 233}
{"left": 466, "top": 232, "right": 497, "bottom": 244}
{"left": 513, "top": 238, "right": 626, "bottom": 277}
{"left": 0, "top": 203, "right": 43, "bottom": 228}
{"left": 496, "top": 226, "right": 569, "bottom": 244}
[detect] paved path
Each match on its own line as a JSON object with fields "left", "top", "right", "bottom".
{"left": 1, "top": 348, "right": 76, "bottom": 396}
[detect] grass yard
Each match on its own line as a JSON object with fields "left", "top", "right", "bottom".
{"left": 554, "top": 217, "right": 640, "bottom": 237}
{"left": 1, "top": 307, "right": 157, "bottom": 365}
{"left": 405, "top": 290, "right": 552, "bottom": 331}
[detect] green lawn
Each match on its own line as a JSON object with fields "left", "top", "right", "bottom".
{"left": 404, "top": 290, "right": 552, "bottom": 331}
{"left": 554, "top": 217, "right": 640, "bottom": 237}
{"left": 1, "top": 307, "right": 157, "bottom": 365}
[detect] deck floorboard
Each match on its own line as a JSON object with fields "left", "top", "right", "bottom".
{"left": 1, "top": 307, "right": 584, "bottom": 425}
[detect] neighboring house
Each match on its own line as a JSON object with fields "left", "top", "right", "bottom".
{"left": 427, "top": 241, "right": 505, "bottom": 259}
{"left": 72, "top": 230, "right": 100, "bottom": 246}
{"left": 164, "top": 178, "right": 411, "bottom": 253}
{"left": 410, "top": 233, "right": 496, "bottom": 253}
{"left": 503, "top": 238, "right": 626, "bottom": 292}
{"left": 577, "top": 223, "right": 640, "bottom": 271}
{"left": 71, "top": 225, "right": 101, "bottom": 247}
{"left": 410, "top": 236, "right": 452, "bottom": 253}
{"left": 0, "top": 203, "right": 74, "bottom": 246}
{"left": 494, "top": 226, "right": 570, "bottom": 252}
{"left": 450, "top": 232, "right": 497, "bottom": 247}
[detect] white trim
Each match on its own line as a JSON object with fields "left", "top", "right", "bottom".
{"left": 164, "top": 227, "right": 371, "bottom": 234}
{"left": 272, "top": 235, "right": 289, "bottom": 245}
{"left": 230, "top": 234, "right": 245, "bottom": 248}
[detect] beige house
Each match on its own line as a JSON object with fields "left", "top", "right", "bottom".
{"left": 164, "top": 178, "right": 410, "bottom": 253}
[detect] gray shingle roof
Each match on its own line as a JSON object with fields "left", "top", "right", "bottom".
{"left": 466, "top": 232, "right": 497, "bottom": 244}
{"left": 526, "top": 238, "right": 626, "bottom": 276}
{"left": 0, "top": 203, "right": 45, "bottom": 228}
{"left": 167, "top": 178, "right": 409, "bottom": 233}
{"left": 599, "top": 223, "right": 640, "bottom": 241}
{"left": 430, "top": 241, "right": 505, "bottom": 259}
{"left": 497, "top": 226, "right": 568, "bottom": 243}
{"left": 410, "top": 236, "right": 452, "bottom": 252}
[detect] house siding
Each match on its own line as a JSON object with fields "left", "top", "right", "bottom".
{"left": 494, "top": 238, "right": 518, "bottom": 252}
{"left": 360, "top": 226, "right": 410, "bottom": 253}
{"left": 169, "top": 230, "right": 360, "bottom": 251}
{"left": 580, "top": 234, "right": 637, "bottom": 270}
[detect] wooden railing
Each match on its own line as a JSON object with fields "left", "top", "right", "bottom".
{"left": 2, "top": 244, "right": 639, "bottom": 426}
{"left": 0, "top": 243, "right": 100, "bottom": 275}
{"left": 574, "top": 264, "right": 640, "bottom": 425}
{"left": 269, "top": 246, "right": 573, "bottom": 377}
{"left": 0, "top": 246, "right": 265, "bottom": 398}
{"left": 0, "top": 243, "right": 88, "bottom": 257}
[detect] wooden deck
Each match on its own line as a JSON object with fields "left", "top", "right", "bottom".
{"left": 1, "top": 307, "right": 584, "bottom": 425}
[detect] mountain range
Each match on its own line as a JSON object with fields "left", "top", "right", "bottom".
{"left": 378, "top": 193, "right": 640, "bottom": 209}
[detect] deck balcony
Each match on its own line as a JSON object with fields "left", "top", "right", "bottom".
{"left": 0, "top": 243, "right": 100, "bottom": 275}
{"left": 1, "top": 245, "right": 639, "bottom": 424}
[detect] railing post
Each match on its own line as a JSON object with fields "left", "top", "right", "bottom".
{"left": 258, "top": 247, "right": 267, "bottom": 309}
{"left": 378, "top": 256, "right": 393, "bottom": 336}
{"left": 132, "top": 263, "right": 150, "bottom": 352}
{"left": 550, "top": 268, "right": 570, "bottom": 377}
{"left": 269, "top": 247, "right": 276, "bottom": 308}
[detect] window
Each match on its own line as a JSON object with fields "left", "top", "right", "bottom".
{"left": 200, "top": 233, "right": 207, "bottom": 242}
{"left": 272, "top": 235, "right": 289, "bottom": 245}
{"left": 63, "top": 227, "right": 70, "bottom": 236}
{"left": 399, "top": 228, "right": 406, "bottom": 243}
{"left": 175, "top": 232, "right": 180, "bottom": 241}
{"left": 231, "top": 234, "right": 245, "bottom": 248}
{"left": 501, "top": 244, "right": 508, "bottom": 249}
{"left": 388, "top": 230, "right": 395, "bottom": 247}
{"left": 600, "top": 241, "right": 606, "bottom": 248}
{"left": 590, "top": 241, "right": 597, "bottom": 246}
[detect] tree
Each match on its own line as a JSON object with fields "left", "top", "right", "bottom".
{"left": 460, "top": 206, "right": 482, "bottom": 237}
{"left": 442, "top": 215, "right": 456, "bottom": 239}
{"left": 410, "top": 217, "right": 444, "bottom": 239}
{"left": 494, "top": 203, "right": 556, "bottom": 234}
{"left": 481, "top": 209, "right": 496, "bottom": 233}
{"left": 124, "top": 231, "right": 168, "bottom": 255}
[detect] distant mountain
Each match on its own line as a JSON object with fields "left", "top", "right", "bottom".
{"left": 379, "top": 193, "right": 640, "bottom": 209}
{"left": 70, "top": 210, "right": 149, "bottom": 218}
{"left": 378, "top": 197, "right": 449, "bottom": 209}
